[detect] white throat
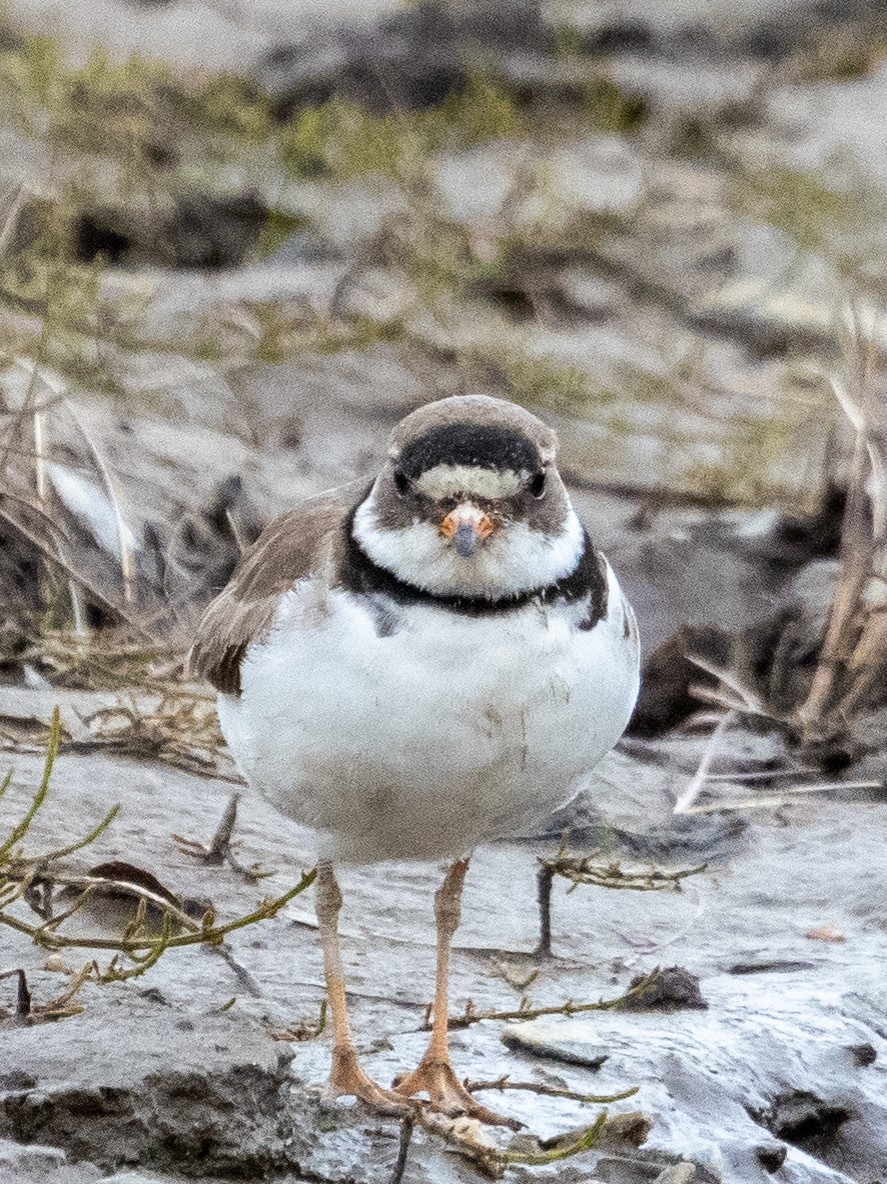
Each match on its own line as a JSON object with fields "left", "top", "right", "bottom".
{"left": 352, "top": 489, "right": 585, "bottom": 600}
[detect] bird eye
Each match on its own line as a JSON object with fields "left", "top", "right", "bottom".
{"left": 393, "top": 469, "right": 410, "bottom": 497}
{"left": 530, "top": 471, "right": 546, "bottom": 499}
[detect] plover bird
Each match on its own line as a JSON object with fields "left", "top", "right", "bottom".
{"left": 189, "top": 394, "right": 639, "bottom": 1122}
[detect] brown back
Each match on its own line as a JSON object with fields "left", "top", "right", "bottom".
{"left": 187, "top": 482, "right": 364, "bottom": 694}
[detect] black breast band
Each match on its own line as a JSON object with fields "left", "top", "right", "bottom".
{"left": 338, "top": 510, "right": 609, "bottom": 630}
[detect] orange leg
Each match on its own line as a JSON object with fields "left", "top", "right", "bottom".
{"left": 315, "top": 860, "right": 410, "bottom": 1116}
{"left": 395, "top": 859, "right": 521, "bottom": 1129}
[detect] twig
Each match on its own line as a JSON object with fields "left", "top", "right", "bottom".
{"left": 173, "top": 791, "right": 239, "bottom": 866}
{"left": 535, "top": 842, "right": 704, "bottom": 958}
{"left": 464, "top": 1076, "right": 639, "bottom": 1105}
{"left": 415, "top": 1109, "right": 612, "bottom": 1178}
{"left": 0, "top": 183, "right": 27, "bottom": 257}
{"left": 534, "top": 861, "right": 553, "bottom": 957}
{"left": 0, "top": 967, "right": 31, "bottom": 1018}
{"left": 548, "top": 859, "right": 706, "bottom": 892}
{"left": 0, "top": 498, "right": 149, "bottom": 633}
{"left": 0, "top": 961, "right": 95, "bottom": 1024}
{"left": 388, "top": 1112, "right": 415, "bottom": 1184}
{"left": 440, "top": 969, "right": 663, "bottom": 1030}
{"left": 63, "top": 395, "right": 136, "bottom": 606}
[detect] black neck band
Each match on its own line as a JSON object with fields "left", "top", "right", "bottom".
{"left": 339, "top": 508, "right": 608, "bottom": 626}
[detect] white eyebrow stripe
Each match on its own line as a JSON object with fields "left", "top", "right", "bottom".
{"left": 415, "top": 464, "right": 524, "bottom": 500}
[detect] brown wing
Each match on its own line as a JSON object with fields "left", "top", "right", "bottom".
{"left": 188, "top": 482, "right": 365, "bottom": 694}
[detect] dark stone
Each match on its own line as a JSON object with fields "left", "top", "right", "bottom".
{"left": 73, "top": 193, "right": 268, "bottom": 270}
{"left": 0, "top": 1072, "right": 37, "bottom": 1092}
{"left": 741, "top": 21, "right": 794, "bottom": 60}
{"left": 762, "top": 484, "right": 848, "bottom": 570}
{"left": 259, "top": 0, "right": 548, "bottom": 118}
{"left": 755, "top": 1143, "right": 788, "bottom": 1172}
{"left": 163, "top": 193, "right": 267, "bottom": 270}
{"left": 849, "top": 1042, "right": 877, "bottom": 1067}
{"left": 621, "top": 967, "right": 708, "bottom": 1012}
{"left": 627, "top": 624, "right": 731, "bottom": 738}
{"left": 585, "top": 20, "right": 655, "bottom": 54}
{"left": 728, "top": 961, "right": 817, "bottom": 976}
{"left": 765, "top": 1091, "right": 852, "bottom": 1149}
{"left": 74, "top": 216, "right": 132, "bottom": 265}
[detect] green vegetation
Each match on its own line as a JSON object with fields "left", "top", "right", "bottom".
{"left": 279, "top": 75, "right": 518, "bottom": 181}
{"left": 0, "top": 37, "right": 272, "bottom": 157}
{"left": 730, "top": 164, "right": 885, "bottom": 262}
{"left": 0, "top": 710, "right": 316, "bottom": 1014}
{"left": 495, "top": 350, "right": 599, "bottom": 416}
{"left": 585, "top": 77, "right": 647, "bottom": 135}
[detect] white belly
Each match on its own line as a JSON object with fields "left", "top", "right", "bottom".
{"left": 218, "top": 565, "right": 639, "bottom": 863}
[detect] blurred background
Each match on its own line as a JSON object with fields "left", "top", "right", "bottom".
{"left": 0, "top": 0, "right": 885, "bottom": 752}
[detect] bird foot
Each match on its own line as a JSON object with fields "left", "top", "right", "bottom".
{"left": 324, "top": 1045, "right": 414, "bottom": 1118}
{"left": 395, "top": 1056, "right": 522, "bottom": 1129}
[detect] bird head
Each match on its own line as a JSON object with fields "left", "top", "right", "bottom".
{"left": 352, "top": 395, "right": 583, "bottom": 601}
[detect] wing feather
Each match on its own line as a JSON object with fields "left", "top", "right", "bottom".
{"left": 188, "top": 482, "right": 364, "bottom": 694}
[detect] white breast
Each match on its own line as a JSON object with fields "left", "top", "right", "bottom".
{"left": 218, "top": 562, "right": 639, "bottom": 863}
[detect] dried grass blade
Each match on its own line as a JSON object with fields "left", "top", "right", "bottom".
{"left": 673, "top": 711, "right": 735, "bottom": 815}
{"left": 62, "top": 397, "right": 136, "bottom": 606}
{"left": 682, "top": 779, "right": 882, "bottom": 814}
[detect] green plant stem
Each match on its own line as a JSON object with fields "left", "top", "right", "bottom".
{"left": 466, "top": 1077, "right": 639, "bottom": 1104}
{"left": 500, "top": 1112, "right": 607, "bottom": 1166}
{"left": 0, "top": 868, "right": 317, "bottom": 951}
{"left": 0, "top": 707, "right": 60, "bottom": 860}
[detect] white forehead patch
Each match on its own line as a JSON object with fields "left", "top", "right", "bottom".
{"left": 415, "top": 464, "right": 524, "bottom": 501}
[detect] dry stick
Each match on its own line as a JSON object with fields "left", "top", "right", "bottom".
{"left": 33, "top": 872, "right": 202, "bottom": 937}
{"left": 30, "top": 387, "right": 86, "bottom": 636}
{"left": 687, "top": 654, "right": 772, "bottom": 716}
{"left": 0, "top": 183, "right": 27, "bottom": 257}
{"left": 551, "top": 861, "right": 705, "bottom": 891}
{"left": 0, "top": 967, "right": 32, "bottom": 1017}
{"left": 413, "top": 1106, "right": 610, "bottom": 1178}
{"left": 1, "top": 355, "right": 150, "bottom": 634}
{"left": 535, "top": 861, "right": 554, "bottom": 957}
{"left": 536, "top": 851, "right": 703, "bottom": 958}
{"left": 465, "top": 1076, "right": 639, "bottom": 1105}
{"left": 388, "top": 1114, "right": 415, "bottom": 1184}
{"left": 0, "top": 482, "right": 72, "bottom": 530}
{"left": 0, "top": 350, "right": 54, "bottom": 484}
{"left": 443, "top": 969, "right": 662, "bottom": 1030}
{"left": 173, "top": 792, "right": 240, "bottom": 864}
